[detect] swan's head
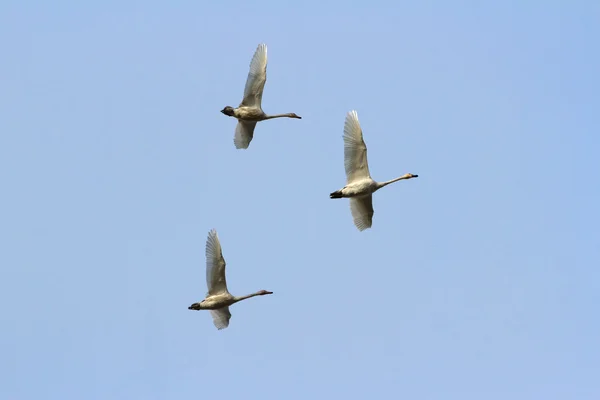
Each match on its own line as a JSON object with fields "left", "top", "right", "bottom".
{"left": 220, "top": 106, "right": 235, "bottom": 116}
{"left": 403, "top": 173, "right": 418, "bottom": 179}
{"left": 258, "top": 290, "right": 273, "bottom": 295}
{"left": 289, "top": 113, "right": 302, "bottom": 119}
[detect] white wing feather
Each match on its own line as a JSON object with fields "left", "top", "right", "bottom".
{"left": 234, "top": 121, "right": 258, "bottom": 149}
{"left": 205, "top": 229, "right": 228, "bottom": 295}
{"left": 350, "top": 195, "right": 374, "bottom": 231}
{"left": 240, "top": 43, "right": 267, "bottom": 108}
{"left": 210, "top": 307, "right": 231, "bottom": 330}
{"left": 343, "top": 110, "right": 371, "bottom": 183}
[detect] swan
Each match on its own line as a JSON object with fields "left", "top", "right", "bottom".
{"left": 330, "top": 110, "right": 418, "bottom": 231}
{"left": 220, "top": 43, "right": 301, "bottom": 149}
{"left": 188, "top": 229, "right": 273, "bottom": 330}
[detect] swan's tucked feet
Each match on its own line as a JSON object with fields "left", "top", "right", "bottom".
{"left": 330, "top": 190, "right": 343, "bottom": 199}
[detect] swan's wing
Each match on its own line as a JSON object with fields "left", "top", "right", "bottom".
{"left": 343, "top": 110, "right": 371, "bottom": 183}
{"left": 350, "top": 195, "right": 374, "bottom": 231}
{"left": 210, "top": 307, "right": 231, "bottom": 330}
{"left": 234, "top": 121, "right": 258, "bottom": 149}
{"left": 205, "top": 229, "right": 229, "bottom": 295}
{"left": 240, "top": 43, "right": 267, "bottom": 108}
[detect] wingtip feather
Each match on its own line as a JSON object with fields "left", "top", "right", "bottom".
{"left": 346, "top": 110, "right": 358, "bottom": 122}
{"left": 233, "top": 138, "right": 249, "bottom": 149}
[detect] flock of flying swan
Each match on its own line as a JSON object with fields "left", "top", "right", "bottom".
{"left": 189, "top": 43, "right": 418, "bottom": 330}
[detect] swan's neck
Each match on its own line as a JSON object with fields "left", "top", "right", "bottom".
{"left": 232, "top": 292, "right": 263, "bottom": 303}
{"left": 264, "top": 113, "right": 294, "bottom": 120}
{"left": 377, "top": 174, "right": 414, "bottom": 189}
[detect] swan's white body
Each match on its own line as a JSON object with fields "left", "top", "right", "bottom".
{"left": 337, "top": 179, "right": 380, "bottom": 197}
{"left": 221, "top": 43, "right": 301, "bottom": 149}
{"left": 188, "top": 229, "right": 273, "bottom": 330}
{"left": 231, "top": 106, "right": 268, "bottom": 121}
{"left": 330, "top": 110, "right": 418, "bottom": 231}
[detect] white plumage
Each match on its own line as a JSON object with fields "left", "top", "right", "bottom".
{"left": 330, "top": 110, "right": 419, "bottom": 231}
{"left": 188, "top": 229, "right": 273, "bottom": 330}
{"left": 220, "top": 43, "right": 302, "bottom": 149}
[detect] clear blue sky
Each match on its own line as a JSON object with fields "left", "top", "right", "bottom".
{"left": 1, "top": 1, "right": 599, "bottom": 399}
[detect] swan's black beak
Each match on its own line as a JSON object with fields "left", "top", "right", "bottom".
{"left": 411, "top": 174, "right": 419, "bottom": 178}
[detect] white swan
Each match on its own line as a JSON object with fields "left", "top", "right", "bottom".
{"left": 188, "top": 229, "right": 273, "bottom": 330}
{"left": 330, "top": 110, "right": 418, "bottom": 231}
{"left": 221, "top": 43, "right": 301, "bottom": 149}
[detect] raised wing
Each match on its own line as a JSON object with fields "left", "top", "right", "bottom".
{"left": 205, "top": 229, "right": 229, "bottom": 295}
{"left": 234, "top": 121, "right": 258, "bottom": 149}
{"left": 343, "top": 110, "right": 371, "bottom": 183}
{"left": 210, "top": 307, "right": 231, "bottom": 330}
{"left": 350, "top": 195, "right": 374, "bottom": 231}
{"left": 240, "top": 43, "right": 267, "bottom": 108}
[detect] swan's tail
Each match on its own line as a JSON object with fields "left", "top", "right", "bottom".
{"left": 330, "top": 190, "right": 343, "bottom": 199}
{"left": 188, "top": 303, "right": 202, "bottom": 310}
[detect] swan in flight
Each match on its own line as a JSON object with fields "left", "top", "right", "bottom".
{"left": 188, "top": 229, "right": 273, "bottom": 330}
{"left": 220, "top": 43, "right": 302, "bottom": 149}
{"left": 330, "top": 110, "right": 418, "bottom": 231}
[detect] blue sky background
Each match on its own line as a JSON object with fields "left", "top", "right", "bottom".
{"left": 1, "top": 1, "right": 599, "bottom": 399}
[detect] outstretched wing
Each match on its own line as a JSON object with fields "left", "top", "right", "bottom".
{"left": 210, "top": 307, "right": 231, "bottom": 330}
{"left": 343, "top": 110, "right": 371, "bottom": 184}
{"left": 350, "top": 195, "right": 374, "bottom": 231}
{"left": 205, "top": 229, "right": 229, "bottom": 295}
{"left": 234, "top": 121, "right": 258, "bottom": 149}
{"left": 240, "top": 43, "right": 267, "bottom": 108}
